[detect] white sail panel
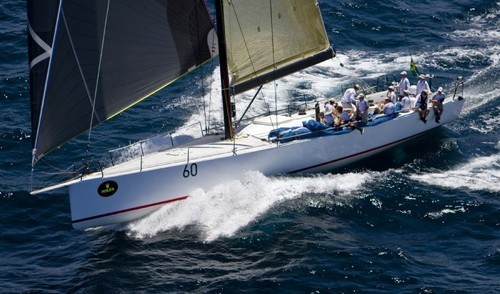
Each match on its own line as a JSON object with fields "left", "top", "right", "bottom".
{"left": 222, "top": 0, "right": 332, "bottom": 93}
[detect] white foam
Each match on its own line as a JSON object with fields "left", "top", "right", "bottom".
{"left": 425, "top": 207, "right": 466, "bottom": 219}
{"left": 469, "top": 114, "right": 500, "bottom": 134}
{"left": 410, "top": 154, "right": 500, "bottom": 192}
{"left": 126, "top": 170, "right": 375, "bottom": 241}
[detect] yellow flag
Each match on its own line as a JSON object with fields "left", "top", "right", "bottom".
{"left": 410, "top": 57, "right": 419, "bottom": 78}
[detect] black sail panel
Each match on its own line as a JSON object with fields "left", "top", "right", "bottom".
{"left": 28, "top": 0, "right": 214, "bottom": 162}
{"left": 27, "top": 0, "right": 60, "bottom": 148}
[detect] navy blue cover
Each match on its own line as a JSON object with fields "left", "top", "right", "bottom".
{"left": 268, "top": 120, "right": 352, "bottom": 143}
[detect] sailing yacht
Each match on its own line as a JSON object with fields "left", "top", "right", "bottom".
{"left": 27, "top": 0, "right": 465, "bottom": 229}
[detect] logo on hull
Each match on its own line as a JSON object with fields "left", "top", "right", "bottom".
{"left": 97, "top": 181, "right": 118, "bottom": 197}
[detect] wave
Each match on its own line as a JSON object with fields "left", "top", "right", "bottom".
{"left": 410, "top": 154, "right": 500, "bottom": 192}
{"left": 125, "top": 170, "right": 380, "bottom": 241}
{"left": 424, "top": 207, "right": 466, "bottom": 220}
{"left": 450, "top": 2, "right": 500, "bottom": 45}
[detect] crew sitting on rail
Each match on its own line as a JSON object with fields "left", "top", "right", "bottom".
{"left": 322, "top": 99, "right": 337, "bottom": 126}
{"left": 415, "top": 89, "right": 430, "bottom": 123}
{"left": 430, "top": 87, "right": 445, "bottom": 123}
{"left": 399, "top": 90, "right": 412, "bottom": 112}
{"left": 386, "top": 85, "right": 397, "bottom": 104}
{"left": 335, "top": 105, "right": 364, "bottom": 134}
{"left": 373, "top": 97, "right": 395, "bottom": 116}
{"left": 324, "top": 99, "right": 335, "bottom": 114}
{"left": 355, "top": 94, "right": 369, "bottom": 123}
{"left": 319, "top": 111, "right": 327, "bottom": 125}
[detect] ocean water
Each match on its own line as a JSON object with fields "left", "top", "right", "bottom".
{"left": 1, "top": 0, "right": 499, "bottom": 292}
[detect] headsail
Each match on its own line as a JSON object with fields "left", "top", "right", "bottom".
{"left": 28, "top": 0, "right": 216, "bottom": 163}
{"left": 27, "top": 1, "right": 60, "bottom": 151}
{"left": 221, "top": 0, "right": 334, "bottom": 95}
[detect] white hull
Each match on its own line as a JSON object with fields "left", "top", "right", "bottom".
{"left": 63, "top": 98, "right": 464, "bottom": 229}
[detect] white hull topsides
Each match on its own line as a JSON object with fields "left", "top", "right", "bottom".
{"left": 48, "top": 95, "right": 465, "bottom": 230}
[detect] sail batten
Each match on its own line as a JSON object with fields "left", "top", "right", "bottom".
{"left": 28, "top": 0, "right": 215, "bottom": 162}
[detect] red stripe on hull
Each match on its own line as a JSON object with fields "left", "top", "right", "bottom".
{"left": 290, "top": 130, "right": 428, "bottom": 173}
{"left": 72, "top": 196, "right": 188, "bottom": 224}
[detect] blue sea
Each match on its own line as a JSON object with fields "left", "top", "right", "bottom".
{"left": 1, "top": 0, "right": 499, "bottom": 292}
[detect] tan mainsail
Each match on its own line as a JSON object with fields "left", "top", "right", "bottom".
{"left": 222, "top": 0, "right": 332, "bottom": 94}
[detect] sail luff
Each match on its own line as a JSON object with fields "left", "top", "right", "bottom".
{"left": 29, "top": 0, "right": 63, "bottom": 165}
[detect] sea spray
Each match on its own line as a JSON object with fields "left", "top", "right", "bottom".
{"left": 126, "top": 170, "right": 377, "bottom": 241}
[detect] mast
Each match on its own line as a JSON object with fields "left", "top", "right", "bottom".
{"left": 214, "top": 0, "right": 234, "bottom": 139}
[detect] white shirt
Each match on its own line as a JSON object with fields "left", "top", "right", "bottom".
{"left": 415, "top": 93, "right": 428, "bottom": 109}
{"left": 401, "top": 96, "right": 411, "bottom": 112}
{"left": 416, "top": 80, "right": 430, "bottom": 96}
{"left": 383, "top": 102, "right": 395, "bottom": 115}
{"left": 398, "top": 77, "right": 410, "bottom": 96}
{"left": 341, "top": 88, "right": 357, "bottom": 104}
{"left": 387, "top": 91, "right": 397, "bottom": 104}
{"left": 357, "top": 100, "right": 369, "bottom": 112}
{"left": 324, "top": 103, "right": 333, "bottom": 115}
{"left": 339, "top": 111, "right": 353, "bottom": 122}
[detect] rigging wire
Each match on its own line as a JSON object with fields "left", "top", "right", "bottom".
{"left": 86, "top": 0, "right": 110, "bottom": 147}
{"left": 205, "top": 28, "right": 219, "bottom": 135}
{"left": 228, "top": 2, "right": 259, "bottom": 81}
{"left": 39, "top": 158, "right": 80, "bottom": 175}
{"left": 269, "top": 1, "right": 279, "bottom": 141}
{"left": 60, "top": 6, "right": 104, "bottom": 153}
{"left": 226, "top": 0, "right": 262, "bottom": 139}
{"left": 200, "top": 68, "right": 207, "bottom": 136}
{"left": 194, "top": 0, "right": 209, "bottom": 136}
{"left": 333, "top": 47, "right": 344, "bottom": 67}
{"left": 206, "top": 63, "right": 215, "bottom": 134}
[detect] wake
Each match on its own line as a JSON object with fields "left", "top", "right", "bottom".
{"left": 410, "top": 154, "right": 500, "bottom": 193}
{"left": 126, "top": 170, "right": 379, "bottom": 241}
